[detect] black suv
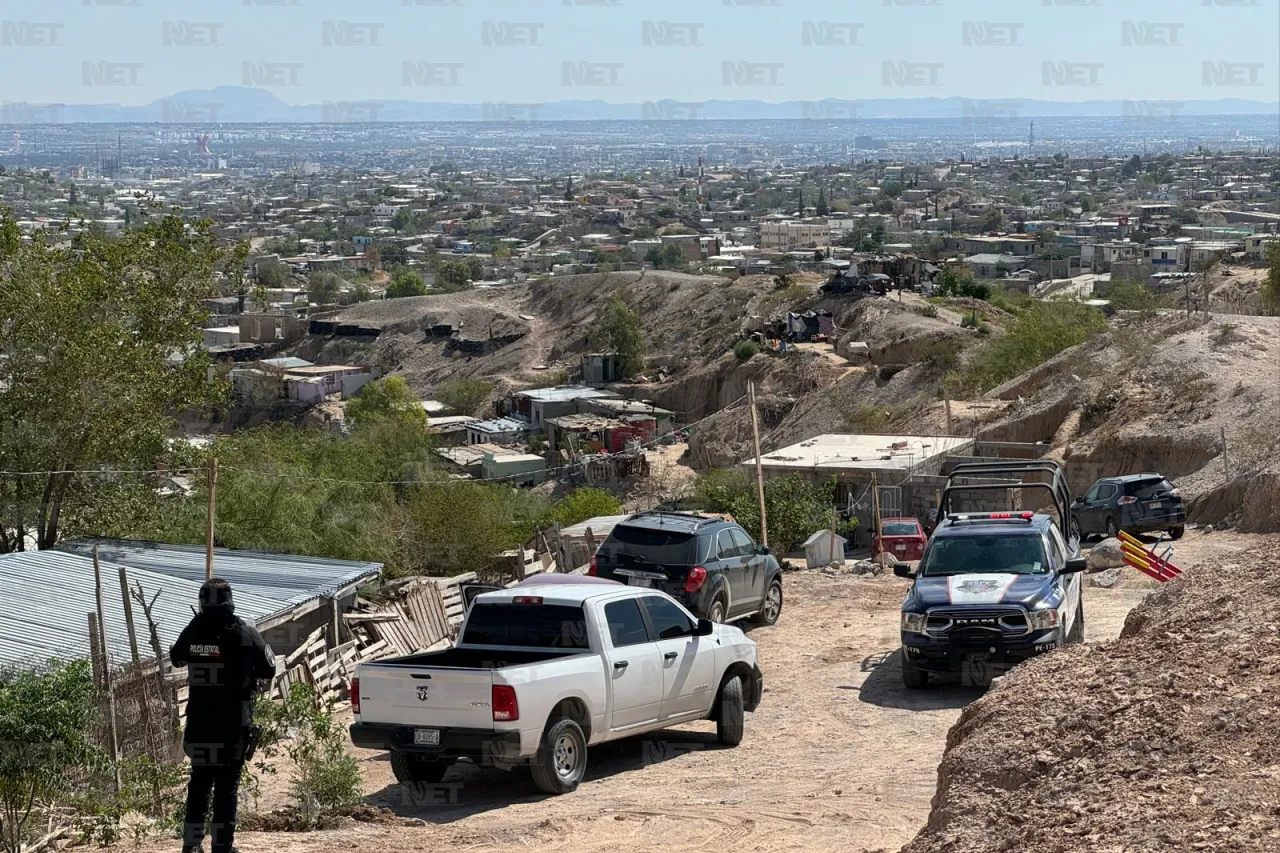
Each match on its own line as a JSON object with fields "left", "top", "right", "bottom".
{"left": 590, "top": 512, "right": 783, "bottom": 626}
{"left": 1071, "top": 473, "right": 1186, "bottom": 541}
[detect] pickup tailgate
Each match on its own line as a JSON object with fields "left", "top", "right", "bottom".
{"left": 357, "top": 664, "right": 494, "bottom": 730}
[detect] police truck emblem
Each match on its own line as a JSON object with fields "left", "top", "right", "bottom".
{"left": 416, "top": 685, "right": 429, "bottom": 701}
{"left": 956, "top": 580, "right": 999, "bottom": 594}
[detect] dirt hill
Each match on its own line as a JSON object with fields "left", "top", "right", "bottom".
{"left": 903, "top": 545, "right": 1280, "bottom": 853}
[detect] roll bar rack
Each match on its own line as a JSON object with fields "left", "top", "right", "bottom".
{"left": 935, "top": 459, "right": 1074, "bottom": 541}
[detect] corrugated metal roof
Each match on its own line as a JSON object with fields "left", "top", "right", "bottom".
{"left": 56, "top": 539, "right": 381, "bottom": 612}
{"left": 0, "top": 550, "right": 286, "bottom": 669}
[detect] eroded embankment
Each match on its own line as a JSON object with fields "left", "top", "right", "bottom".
{"left": 902, "top": 545, "right": 1280, "bottom": 853}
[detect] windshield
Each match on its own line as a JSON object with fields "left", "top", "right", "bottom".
{"left": 880, "top": 521, "right": 919, "bottom": 536}
{"left": 461, "top": 603, "right": 589, "bottom": 649}
{"left": 918, "top": 533, "right": 1048, "bottom": 577}
{"left": 1125, "top": 478, "right": 1177, "bottom": 499}
{"left": 603, "top": 525, "right": 698, "bottom": 565}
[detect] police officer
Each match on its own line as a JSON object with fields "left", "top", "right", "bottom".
{"left": 170, "top": 578, "right": 276, "bottom": 853}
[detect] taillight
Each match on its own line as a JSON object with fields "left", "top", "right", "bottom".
{"left": 512, "top": 595, "right": 543, "bottom": 605}
{"left": 685, "top": 566, "right": 708, "bottom": 593}
{"left": 492, "top": 685, "right": 519, "bottom": 722}
{"left": 1118, "top": 496, "right": 1137, "bottom": 505}
{"left": 350, "top": 677, "right": 360, "bottom": 714}
{"left": 1169, "top": 488, "right": 1181, "bottom": 497}
{"left": 588, "top": 555, "right": 597, "bottom": 576}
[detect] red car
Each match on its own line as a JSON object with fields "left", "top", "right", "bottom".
{"left": 872, "top": 517, "right": 927, "bottom": 561}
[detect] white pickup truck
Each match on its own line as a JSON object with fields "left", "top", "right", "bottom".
{"left": 349, "top": 581, "right": 764, "bottom": 794}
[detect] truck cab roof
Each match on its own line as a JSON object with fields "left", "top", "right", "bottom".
{"left": 932, "top": 511, "right": 1056, "bottom": 539}
{"left": 473, "top": 583, "right": 643, "bottom": 608}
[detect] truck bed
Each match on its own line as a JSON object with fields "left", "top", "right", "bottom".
{"left": 374, "top": 646, "right": 586, "bottom": 670}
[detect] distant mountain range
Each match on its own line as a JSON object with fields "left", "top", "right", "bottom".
{"left": 9, "top": 87, "right": 1279, "bottom": 123}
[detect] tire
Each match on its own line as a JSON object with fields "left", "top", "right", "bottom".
{"left": 389, "top": 749, "right": 450, "bottom": 784}
{"left": 901, "top": 650, "right": 929, "bottom": 689}
{"left": 1067, "top": 603, "right": 1085, "bottom": 644}
{"left": 752, "top": 580, "right": 783, "bottom": 626}
{"left": 1070, "top": 517, "right": 1083, "bottom": 543}
{"left": 707, "top": 597, "right": 727, "bottom": 624}
{"left": 1170, "top": 526, "right": 1185, "bottom": 540}
{"left": 1105, "top": 518, "right": 1119, "bottom": 539}
{"left": 716, "top": 676, "right": 745, "bottom": 746}
{"left": 530, "top": 718, "right": 587, "bottom": 795}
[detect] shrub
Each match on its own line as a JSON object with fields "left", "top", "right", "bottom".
{"left": 432, "top": 377, "right": 492, "bottom": 417}
{"left": 694, "top": 470, "right": 842, "bottom": 552}
{"left": 956, "top": 302, "right": 1107, "bottom": 393}
{"left": 550, "top": 488, "right": 621, "bottom": 527}
{"left": 733, "top": 340, "right": 761, "bottom": 361}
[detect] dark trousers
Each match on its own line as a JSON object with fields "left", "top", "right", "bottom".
{"left": 183, "top": 740, "right": 244, "bottom": 853}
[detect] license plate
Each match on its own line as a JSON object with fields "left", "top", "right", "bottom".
{"left": 965, "top": 653, "right": 991, "bottom": 663}
{"left": 413, "top": 728, "right": 440, "bottom": 746}
{"left": 895, "top": 544, "right": 906, "bottom": 551}
{"left": 627, "top": 576, "right": 653, "bottom": 588}
{"left": 1147, "top": 501, "right": 1163, "bottom": 509}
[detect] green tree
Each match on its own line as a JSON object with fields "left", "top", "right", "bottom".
{"left": 435, "top": 259, "right": 472, "bottom": 293}
{"left": 345, "top": 377, "right": 427, "bottom": 428}
{"left": 432, "top": 378, "right": 492, "bottom": 416}
{"left": 590, "top": 294, "right": 645, "bottom": 378}
{"left": 307, "top": 271, "right": 343, "bottom": 305}
{"left": 816, "top": 186, "right": 829, "bottom": 216}
{"left": 390, "top": 209, "right": 412, "bottom": 232}
{"left": 256, "top": 257, "right": 291, "bottom": 290}
{"left": 550, "top": 488, "right": 621, "bottom": 527}
{"left": 378, "top": 244, "right": 409, "bottom": 267}
{"left": 0, "top": 210, "right": 222, "bottom": 551}
{"left": 386, "top": 268, "right": 427, "bottom": 299}
{"left": 695, "top": 470, "right": 845, "bottom": 552}
{"left": 980, "top": 209, "right": 1005, "bottom": 232}
{"left": 0, "top": 660, "right": 101, "bottom": 853}
{"left": 1263, "top": 241, "right": 1280, "bottom": 315}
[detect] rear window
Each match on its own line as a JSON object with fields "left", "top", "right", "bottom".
{"left": 461, "top": 603, "right": 588, "bottom": 649}
{"left": 1124, "top": 478, "right": 1176, "bottom": 499}
{"left": 880, "top": 521, "right": 920, "bottom": 536}
{"left": 603, "top": 525, "right": 698, "bottom": 565}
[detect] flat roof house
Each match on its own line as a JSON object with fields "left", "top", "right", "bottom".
{"left": 509, "top": 386, "right": 620, "bottom": 429}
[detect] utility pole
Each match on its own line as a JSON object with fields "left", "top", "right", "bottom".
{"left": 871, "top": 473, "right": 883, "bottom": 555}
{"left": 747, "top": 381, "right": 769, "bottom": 549}
{"left": 93, "top": 547, "right": 122, "bottom": 795}
{"left": 943, "top": 387, "right": 954, "bottom": 435}
{"left": 205, "top": 457, "right": 217, "bottom": 580}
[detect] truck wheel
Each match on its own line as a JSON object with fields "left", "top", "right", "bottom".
{"left": 531, "top": 718, "right": 587, "bottom": 795}
{"left": 1170, "top": 526, "right": 1184, "bottom": 540}
{"left": 707, "top": 597, "right": 727, "bottom": 624}
{"left": 1105, "top": 518, "right": 1118, "bottom": 539}
{"left": 901, "top": 651, "right": 929, "bottom": 689}
{"left": 752, "top": 580, "right": 783, "bottom": 626}
{"left": 1070, "top": 517, "right": 1084, "bottom": 543}
{"left": 716, "top": 676, "right": 745, "bottom": 746}
{"left": 389, "top": 750, "right": 450, "bottom": 784}
{"left": 1068, "top": 603, "right": 1086, "bottom": 644}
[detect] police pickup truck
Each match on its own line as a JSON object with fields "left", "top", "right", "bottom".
{"left": 894, "top": 460, "right": 1088, "bottom": 688}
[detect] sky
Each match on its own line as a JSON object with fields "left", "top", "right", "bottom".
{"left": 1, "top": 0, "right": 1278, "bottom": 106}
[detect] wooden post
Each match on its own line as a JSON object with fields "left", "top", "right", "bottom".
{"left": 88, "top": 613, "right": 104, "bottom": 687}
{"left": 117, "top": 565, "right": 156, "bottom": 753}
{"left": 93, "top": 547, "right": 122, "bottom": 795}
{"left": 748, "top": 380, "right": 769, "bottom": 549}
{"left": 206, "top": 456, "right": 218, "bottom": 580}
{"left": 584, "top": 527, "right": 598, "bottom": 575}
{"left": 871, "top": 473, "right": 884, "bottom": 555}
{"left": 118, "top": 566, "right": 142, "bottom": 667}
{"left": 943, "top": 387, "right": 953, "bottom": 435}
{"left": 1221, "top": 425, "right": 1229, "bottom": 483}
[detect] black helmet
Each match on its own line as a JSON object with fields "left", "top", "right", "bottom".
{"left": 198, "top": 577, "right": 235, "bottom": 616}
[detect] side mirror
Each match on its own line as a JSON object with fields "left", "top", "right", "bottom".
{"left": 1063, "top": 557, "right": 1088, "bottom": 574}
{"left": 758, "top": 545, "right": 770, "bottom": 555}
{"left": 1073, "top": 496, "right": 1085, "bottom": 504}
{"left": 893, "top": 562, "right": 915, "bottom": 579}
{"left": 695, "top": 618, "right": 715, "bottom": 636}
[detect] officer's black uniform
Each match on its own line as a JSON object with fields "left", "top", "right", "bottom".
{"left": 170, "top": 578, "right": 276, "bottom": 853}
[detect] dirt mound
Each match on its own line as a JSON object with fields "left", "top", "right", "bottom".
{"left": 903, "top": 545, "right": 1280, "bottom": 853}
